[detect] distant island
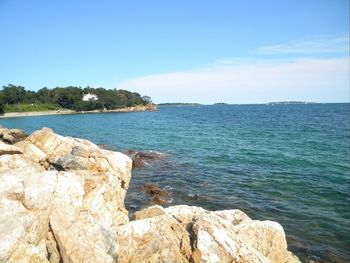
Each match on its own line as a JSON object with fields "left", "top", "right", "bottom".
{"left": 157, "top": 102, "right": 202, "bottom": 106}
{"left": 0, "top": 84, "right": 155, "bottom": 115}
{"left": 267, "top": 101, "right": 320, "bottom": 105}
{"left": 213, "top": 102, "right": 230, "bottom": 105}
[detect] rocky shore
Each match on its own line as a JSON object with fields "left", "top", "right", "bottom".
{"left": 0, "top": 126, "right": 300, "bottom": 263}
{"left": 0, "top": 104, "right": 157, "bottom": 119}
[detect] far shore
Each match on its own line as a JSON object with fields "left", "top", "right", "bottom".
{"left": 0, "top": 104, "right": 157, "bottom": 119}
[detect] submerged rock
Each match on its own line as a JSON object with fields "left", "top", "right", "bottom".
{"left": 152, "top": 195, "right": 169, "bottom": 206}
{"left": 0, "top": 126, "right": 300, "bottom": 263}
{"left": 138, "top": 183, "right": 172, "bottom": 206}
{"left": 125, "top": 150, "right": 164, "bottom": 168}
{"left": 138, "top": 183, "right": 170, "bottom": 196}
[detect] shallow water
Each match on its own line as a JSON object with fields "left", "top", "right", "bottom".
{"left": 1, "top": 103, "right": 349, "bottom": 262}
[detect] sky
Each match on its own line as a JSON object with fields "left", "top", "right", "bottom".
{"left": 0, "top": 0, "right": 349, "bottom": 103}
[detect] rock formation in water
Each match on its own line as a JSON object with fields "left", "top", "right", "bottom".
{"left": 125, "top": 150, "right": 164, "bottom": 168}
{"left": 138, "top": 183, "right": 172, "bottom": 206}
{"left": 0, "top": 127, "right": 300, "bottom": 263}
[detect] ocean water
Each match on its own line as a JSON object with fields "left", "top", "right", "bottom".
{"left": 1, "top": 103, "right": 349, "bottom": 263}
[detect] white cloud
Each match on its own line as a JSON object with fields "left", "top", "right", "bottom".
{"left": 116, "top": 57, "right": 349, "bottom": 104}
{"left": 253, "top": 35, "right": 349, "bottom": 55}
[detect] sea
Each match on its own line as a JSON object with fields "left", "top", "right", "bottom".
{"left": 1, "top": 103, "right": 349, "bottom": 263}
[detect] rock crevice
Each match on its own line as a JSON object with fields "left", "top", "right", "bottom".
{"left": 46, "top": 222, "right": 63, "bottom": 263}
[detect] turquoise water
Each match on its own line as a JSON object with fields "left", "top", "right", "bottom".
{"left": 1, "top": 104, "right": 349, "bottom": 263}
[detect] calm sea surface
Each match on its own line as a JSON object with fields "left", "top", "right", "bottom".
{"left": 1, "top": 104, "right": 349, "bottom": 262}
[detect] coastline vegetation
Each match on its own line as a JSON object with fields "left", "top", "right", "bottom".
{"left": 4, "top": 103, "right": 59, "bottom": 113}
{"left": 0, "top": 84, "right": 151, "bottom": 113}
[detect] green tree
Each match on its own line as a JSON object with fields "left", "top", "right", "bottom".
{"left": 53, "top": 87, "right": 82, "bottom": 108}
{"left": 1, "top": 84, "right": 26, "bottom": 104}
{"left": 37, "top": 87, "right": 52, "bottom": 103}
{"left": 0, "top": 92, "right": 4, "bottom": 114}
{"left": 23, "top": 90, "right": 37, "bottom": 104}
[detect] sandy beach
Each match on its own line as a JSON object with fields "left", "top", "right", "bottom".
{"left": 0, "top": 104, "right": 157, "bottom": 119}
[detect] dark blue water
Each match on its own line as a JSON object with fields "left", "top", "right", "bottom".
{"left": 1, "top": 104, "right": 349, "bottom": 263}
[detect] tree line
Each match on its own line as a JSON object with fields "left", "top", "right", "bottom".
{"left": 0, "top": 84, "right": 152, "bottom": 113}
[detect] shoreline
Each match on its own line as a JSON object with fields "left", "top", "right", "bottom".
{"left": 0, "top": 126, "right": 300, "bottom": 262}
{"left": 0, "top": 104, "right": 157, "bottom": 119}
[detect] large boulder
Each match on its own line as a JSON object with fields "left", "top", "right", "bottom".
{"left": 0, "top": 128, "right": 132, "bottom": 262}
{"left": 129, "top": 205, "right": 299, "bottom": 263}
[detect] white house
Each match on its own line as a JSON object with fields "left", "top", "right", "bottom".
{"left": 82, "top": 93, "right": 98, "bottom": 102}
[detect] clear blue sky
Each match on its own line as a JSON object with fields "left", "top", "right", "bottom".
{"left": 0, "top": 0, "right": 349, "bottom": 103}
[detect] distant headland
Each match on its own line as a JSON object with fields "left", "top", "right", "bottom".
{"left": 0, "top": 84, "right": 156, "bottom": 118}
{"left": 267, "top": 101, "right": 320, "bottom": 105}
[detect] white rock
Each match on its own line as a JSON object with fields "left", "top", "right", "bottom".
{"left": 0, "top": 141, "right": 23, "bottom": 155}
{"left": 115, "top": 214, "right": 191, "bottom": 263}
{"left": 0, "top": 128, "right": 133, "bottom": 263}
{"left": 134, "top": 205, "right": 167, "bottom": 220}
{"left": 15, "top": 140, "right": 46, "bottom": 163}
